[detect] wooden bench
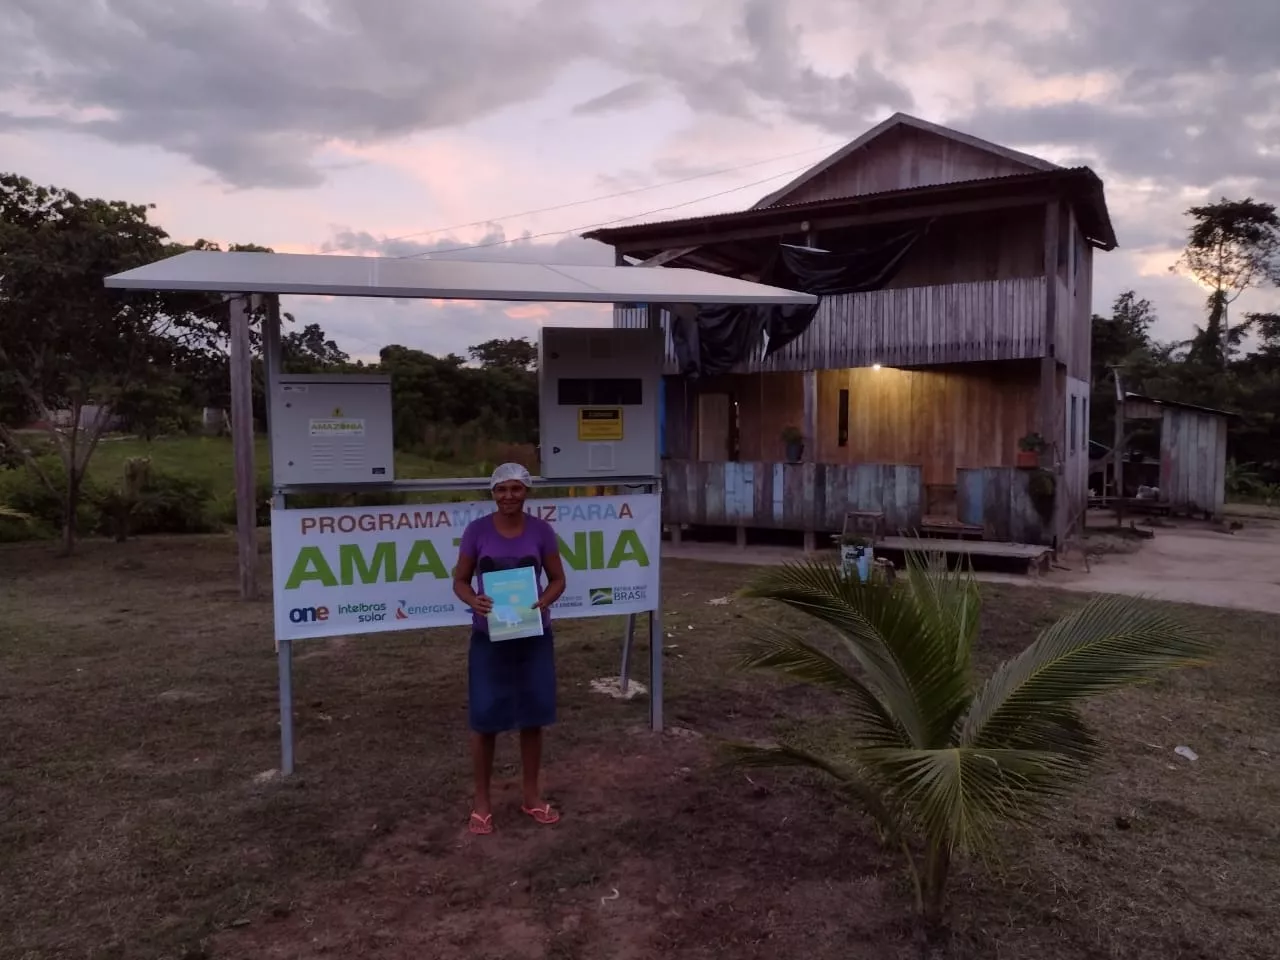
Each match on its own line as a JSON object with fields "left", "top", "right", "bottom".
{"left": 922, "top": 483, "right": 984, "bottom": 539}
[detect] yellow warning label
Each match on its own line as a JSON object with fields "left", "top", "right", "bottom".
{"left": 577, "top": 407, "right": 623, "bottom": 441}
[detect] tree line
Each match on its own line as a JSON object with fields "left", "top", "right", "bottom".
{"left": 3, "top": 171, "right": 1278, "bottom": 550}
{"left": 0, "top": 172, "right": 538, "bottom": 552}
{"left": 1090, "top": 198, "right": 1280, "bottom": 499}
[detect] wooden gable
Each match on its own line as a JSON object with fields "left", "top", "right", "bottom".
{"left": 755, "top": 113, "right": 1057, "bottom": 208}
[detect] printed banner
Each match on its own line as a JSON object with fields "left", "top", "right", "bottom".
{"left": 271, "top": 494, "right": 661, "bottom": 641}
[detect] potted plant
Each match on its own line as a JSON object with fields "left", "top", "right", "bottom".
{"left": 1017, "top": 432, "right": 1047, "bottom": 468}
{"left": 781, "top": 426, "right": 804, "bottom": 463}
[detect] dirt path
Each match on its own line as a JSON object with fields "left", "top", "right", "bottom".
{"left": 1041, "top": 521, "right": 1280, "bottom": 614}
{"left": 665, "top": 519, "right": 1280, "bottom": 615}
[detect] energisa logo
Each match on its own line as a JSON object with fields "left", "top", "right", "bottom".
{"left": 395, "top": 600, "right": 457, "bottom": 620}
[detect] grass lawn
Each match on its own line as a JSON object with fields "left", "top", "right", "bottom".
{"left": 1, "top": 538, "right": 1278, "bottom": 959}
{"left": 84, "top": 434, "right": 469, "bottom": 488}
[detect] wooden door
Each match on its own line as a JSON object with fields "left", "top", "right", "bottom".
{"left": 697, "top": 393, "right": 731, "bottom": 462}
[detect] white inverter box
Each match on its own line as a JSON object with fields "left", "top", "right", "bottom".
{"left": 538, "top": 326, "right": 663, "bottom": 479}
{"left": 270, "top": 374, "right": 395, "bottom": 485}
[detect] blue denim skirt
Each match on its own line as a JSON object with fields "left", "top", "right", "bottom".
{"left": 467, "top": 627, "right": 557, "bottom": 733}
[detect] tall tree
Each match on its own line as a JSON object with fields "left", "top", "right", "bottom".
{"left": 0, "top": 174, "right": 220, "bottom": 553}
{"left": 1088, "top": 291, "right": 1160, "bottom": 448}
{"left": 1174, "top": 198, "right": 1280, "bottom": 368}
{"left": 468, "top": 336, "right": 537, "bottom": 371}
{"left": 282, "top": 322, "right": 351, "bottom": 371}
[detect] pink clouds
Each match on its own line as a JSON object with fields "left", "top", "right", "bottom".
{"left": 504, "top": 304, "right": 552, "bottom": 320}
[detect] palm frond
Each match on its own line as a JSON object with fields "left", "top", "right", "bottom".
{"left": 739, "top": 623, "right": 909, "bottom": 748}
{"left": 899, "top": 548, "right": 981, "bottom": 671}
{"left": 859, "top": 745, "right": 1090, "bottom": 854}
{"left": 981, "top": 705, "right": 1100, "bottom": 763}
{"left": 961, "top": 593, "right": 1214, "bottom": 748}
{"left": 895, "top": 549, "right": 982, "bottom": 743}
{"left": 741, "top": 560, "right": 930, "bottom": 742}
{"left": 742, "top": 556, "right": 981, "bottom": 749}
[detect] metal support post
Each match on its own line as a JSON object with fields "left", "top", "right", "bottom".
{"left": 262, "top": 294, "right": 282, "bottom": 431}
{"left": 649, "top": 607, "right": 663, "bottom": 732}
{"left": 228, "top": 294, "right": 258, "bottom": 600}
{"left": 620, "top": 615, "right": 636, "bottom": 694}
{"left": 648, "top": 478, "right": 663, "bottom": 732}
{"left": 278, "top": 633, "right": 294, "bottom": 775}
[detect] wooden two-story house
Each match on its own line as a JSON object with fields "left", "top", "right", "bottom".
{"left": 583, "top": 113, "right": 1116, "bottom": 551}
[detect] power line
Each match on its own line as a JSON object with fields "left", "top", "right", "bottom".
{"left": 390, "top": 159, "right": 817, "bottom": 260}
{"left": 329, "top": 140, "right": 838, "bottom": 254}
{"left": 0, "top": 146, "right": 825, "bottom": 276}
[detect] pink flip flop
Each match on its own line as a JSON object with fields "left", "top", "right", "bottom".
{"left": 521, "top": 803, "right": 560, "bottom": 825}
{"left": 469, "top": 812, "right": 493, "bottom": 835}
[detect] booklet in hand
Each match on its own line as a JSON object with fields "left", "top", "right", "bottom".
{"left": 483, "top": 565, "right": 545, "bottom": 641}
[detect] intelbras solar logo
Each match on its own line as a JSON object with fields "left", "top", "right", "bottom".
{"left": 590, "top": 585, "right": 648, "bottom": 605}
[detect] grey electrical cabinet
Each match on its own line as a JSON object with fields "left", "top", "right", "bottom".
{"left": 538, "top": 326, "right": 663, "bottom": 479}
{"left": 270, "top": 374, "right": 395, "bottom": 486}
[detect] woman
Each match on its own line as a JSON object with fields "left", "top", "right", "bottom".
{"left": 453, "top": 462, "right": 566, "bottom": 835}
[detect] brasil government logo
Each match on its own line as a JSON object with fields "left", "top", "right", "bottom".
{"left": 589, "top": 588, "right": 614, "bottom": 606}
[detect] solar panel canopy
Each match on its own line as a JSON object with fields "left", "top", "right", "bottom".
{"left": 103, "top": 251, "right": 817, "bottom": 305}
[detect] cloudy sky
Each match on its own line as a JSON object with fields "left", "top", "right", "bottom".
{"left": 2, "top": 0, "right": 1276, "bottom": 360}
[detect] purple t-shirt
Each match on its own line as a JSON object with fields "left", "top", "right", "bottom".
{"left": 458, "top": 513, "right": 559, "bottom": 634}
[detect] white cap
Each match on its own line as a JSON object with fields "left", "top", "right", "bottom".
{"left": 489, "top": 462, "right": 532, "bottom": 490}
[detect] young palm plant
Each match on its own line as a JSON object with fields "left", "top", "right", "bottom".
{"left": 731, "top": 552, "right": 1214, "bottom": 922}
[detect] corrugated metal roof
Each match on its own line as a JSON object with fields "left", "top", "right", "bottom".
{"left": 1124, "top": 392, "right": 1238, "bottom": 419}
{"left": 585, "top": 167, "right": 1115, "bottom": 249}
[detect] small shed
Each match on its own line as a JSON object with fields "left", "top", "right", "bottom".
{"left": 1122, "top": 393, "right": 1235, "bottom": 517}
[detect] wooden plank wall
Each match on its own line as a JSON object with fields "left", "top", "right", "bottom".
{"left": 616, "top": 277, "right": 1050, "bottom": 374}
{"left": 1160, "top": 410, "right": 1228, "bottom": 516}
{"left": 813, "top": 363, "right": 1039, "bottom": 485}
{"left": 662, "top": 375, "right": 696, "bottom": 461}
{"left": 956, "top": 468, "right": 1050, "bottom": 544}
{"left": 776, "top": 125, "right": 1041, "bottom": 204}
{"left": 1065, "top": 208, "right": 1094, "bottom": 381}
{"left": 663, "top": 460, "right": 923, "bottom": 534}
{"left": 1063, "top": 377, "right": 1091, "bottom": 530}
{"left": 886, "top": 208, "right": 1045, "bottom": 288}
{"left": 728, "top": 372, "right": 805, "bottom": 461}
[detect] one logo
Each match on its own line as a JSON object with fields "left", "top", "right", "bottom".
{"left": 289, "top": 605, "right": 329, "bottom": 624}
{"left": 331, "top": 406, "right": 343, "bottom": 417}
{"left": 589, "top": 588, "right": 614, "bottom": 606}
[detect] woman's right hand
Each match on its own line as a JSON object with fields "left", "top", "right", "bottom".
{"left": 471, "top": 594, "right": 494, "bottom": 615}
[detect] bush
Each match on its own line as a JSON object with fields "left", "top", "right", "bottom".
{"left": 412, "top": 420, "right": 537, "bottom": 473}
{"left": 0, "top": 459, "right": 219, "bottom": 542}
{"left": 126, "top": 470, "right": 219, "bottom": 536}
{"left": 0, "top": 457, "right": 104, "bottom": 542}
{"left": 212, "top": 477, "right": 274, "bottom": 529}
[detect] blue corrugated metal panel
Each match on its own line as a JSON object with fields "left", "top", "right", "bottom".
{"left": 959, "top": 471, "right": 986, "bottom": 526}
{"left": 723, "top": 462, "right": 750, "bottom": 521}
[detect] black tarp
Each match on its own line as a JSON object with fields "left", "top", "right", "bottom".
{"left": 670, "top": 223, "right": 929, "bottom": 378}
